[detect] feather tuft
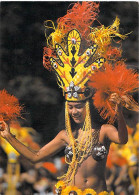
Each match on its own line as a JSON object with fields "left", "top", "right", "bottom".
{"left": 57, "top": 2, "right": 99, "bottom": 38}
{"left": 0, "top": 89, "right": 23, "bottom": 121}
{"left": 88, "top": 63, "right": 139, "bottom": 123}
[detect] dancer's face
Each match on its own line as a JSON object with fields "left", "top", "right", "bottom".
{"left": 68, "top": 101, "right": 86, "bottom": 124}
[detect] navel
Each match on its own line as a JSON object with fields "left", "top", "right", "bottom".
{"left": 84, "top": 178, "right": 88, "bottom": 183}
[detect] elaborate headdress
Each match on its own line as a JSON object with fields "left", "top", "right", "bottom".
{"left": 50, "top": 29, "right": 105, "bottom": 101}
{"left": 43, "top": 1, "right": 138, "bottom": 188}
{"left": 43, "top": 2, "right": 130, "bottom": 103}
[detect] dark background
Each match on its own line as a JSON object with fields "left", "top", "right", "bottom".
{"left": 0, "top": 1, "right": 138, "bottom": 145}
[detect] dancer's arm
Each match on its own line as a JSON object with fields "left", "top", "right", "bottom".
{"left": 0, "top": 121, "right": 66, "bottom": 163}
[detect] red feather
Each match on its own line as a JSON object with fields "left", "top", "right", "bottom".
{"left": 43, "top": 47, "right": 56, "bottom": 71}
{"left": 0, "top": 90, "right": 22, "bottom": 121}
{"left": 104, "top": 46, "right": 122, "bottom": 61}
{"left": 88, "top": 63, "right": 138, "bottom": 123}
{"left": 57, "top": 2, "right": 100, "bottom": 38}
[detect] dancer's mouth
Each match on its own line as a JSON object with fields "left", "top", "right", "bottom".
{"left": 72, "top": 115, "right": 82, "bottom": 121}
{"left": 72, "top": 115, "right": 81, "bottom": 119}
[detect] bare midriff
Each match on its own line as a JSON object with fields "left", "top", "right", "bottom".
{"left": 70, "top": 155, "right": 107, "bottom": 193}
{"left": 64, "top": 128, "right": 109, "bottom": 193}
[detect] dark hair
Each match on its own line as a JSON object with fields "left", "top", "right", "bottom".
{"left": 89, "top": 98, "right": 106, "bottom": 129}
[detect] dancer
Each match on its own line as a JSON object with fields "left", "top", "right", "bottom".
{"left": 0, "top": 2, "right": 138, "bottom": 195}
{"left": 0, "top": 94, "right": 128, "bottom": 195}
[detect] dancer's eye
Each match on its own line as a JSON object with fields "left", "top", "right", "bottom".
{"left": 68, "top": 106, "right": 73, "bottom": 110}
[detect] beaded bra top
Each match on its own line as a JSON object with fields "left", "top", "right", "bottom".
{"left": 65, "top": 143, "right": 107, "bottom": 162}
{"left": 64, "top": 129, "right": 108, "bottom": 162}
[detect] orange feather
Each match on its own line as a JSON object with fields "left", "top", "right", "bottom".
{"left": 43, "top": 47, "right": 56, "bottom": 71}
{"left": 0, "top": 89, "right": 22, "bottom": 121}
{"left": 88, "top": 63, "right": 138, "bottom": 123}
{"left": 57, "top": 2, "right": 99, "bottom": 38}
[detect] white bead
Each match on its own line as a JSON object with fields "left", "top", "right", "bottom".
{"left": 70, "top": 81, "right": 74, "bottom": 88}
{"left": 68, "top": 93, "right": 72, "bottom": 98}
{"left": 71, "top": 38, "right": 76, "bottom": 44}
{"left": 74, "top": 86, "right": 80, "bottom": 91}
{"left": 91, "top": 66, "right": 96, "bottom": 71}
{"left": 86, "top": 50, "right": 91, "bottom": 56}
{"left": 73, "top": 92, "right": 78, "bottom": 98}
{"left": 66, "top": 86, "right": 70, "bottom": 91}
{"left": 53, "top": 63, "right": 57, "bottom": 69}
{"left": 58, "top": 50, "right": 62, "bottom": 56}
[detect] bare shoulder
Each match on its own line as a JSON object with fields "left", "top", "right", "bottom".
{"left": 56, "top": 130, "right": 68, "bottom": 144}
{"left": 57, "top": 130, "right": 66, "bottom": 138}
{"left": 101, "top": 124, "right": 117, "bottom": 131}
{"left": 99, "top": 124, "right": 117, "bottom": 142}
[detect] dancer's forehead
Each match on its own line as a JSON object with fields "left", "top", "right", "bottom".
{"left": 67, "top": 101, "right": 86, "bottom": 106}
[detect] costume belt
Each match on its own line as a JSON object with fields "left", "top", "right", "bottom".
{"left": 55, "top": 181, "right": 114, "bottom": 195}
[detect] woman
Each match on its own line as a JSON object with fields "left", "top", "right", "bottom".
{"left": 0, "top": 93, "right": 128, "bottom": 194}
{"left": 0, "top": 2, "right": 138, "bottom": 194}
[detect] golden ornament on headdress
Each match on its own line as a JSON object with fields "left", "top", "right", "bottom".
{"left": 89, "top": 17, "right": 128, "bottom": 54}
{"left": 50, "top": 29, "right": 105, "bottom": 101}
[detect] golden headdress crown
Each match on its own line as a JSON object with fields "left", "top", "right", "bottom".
{"left": 50, "top": 29, "right": 105, "bottom": 101}
{"left": 43, "top": 2, "right": 128, "bottom": 102}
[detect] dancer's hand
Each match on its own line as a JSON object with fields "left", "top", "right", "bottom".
{"left": 109, "top": 93, "right": 123, "bottom": 113}
{"left": 0, "top": 120, "right": 10, "bottom": 139}
{"left": 109, "top": 93, "right": 139, "bottom": 112}
{"left": 121, "top": 95, "right": 139, "bottom": 112}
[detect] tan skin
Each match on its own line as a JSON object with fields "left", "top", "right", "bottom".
{"left": 0, "top": 93, "right": 128, "bottom": 193}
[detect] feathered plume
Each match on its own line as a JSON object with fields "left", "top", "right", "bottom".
{"left": 43, "top": 2, "right": 99, "bottom": 70}
{"left": 88, "top": 63, "right": 139, "bottom": 123}
{"left": 0, "top": 89, "right": 23, "bottom": 121}
{"left": 57, "top": 1, "right": 99, "bottom": 38}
